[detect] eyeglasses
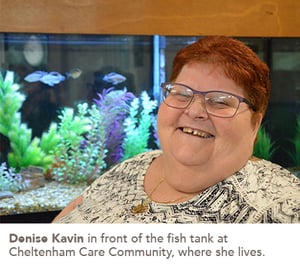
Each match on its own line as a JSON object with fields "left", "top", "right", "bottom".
{"left": 161, "top": 82, "right": 254, "bottom": 118}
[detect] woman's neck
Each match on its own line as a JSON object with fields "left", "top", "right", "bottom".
{"left": 147, "top": 152, "right": 250, "bottom": 197}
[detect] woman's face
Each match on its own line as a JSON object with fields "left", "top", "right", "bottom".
{"left": 157, "top": 63, "right": 261, "bottom": 174}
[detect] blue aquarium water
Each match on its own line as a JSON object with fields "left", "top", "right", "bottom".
{"left": 0, "top": 34, "right": 300, "bottom": 216}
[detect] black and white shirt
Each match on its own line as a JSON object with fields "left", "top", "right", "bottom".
{"left": 54, "top": 150, "right": 300, "bottom": 223}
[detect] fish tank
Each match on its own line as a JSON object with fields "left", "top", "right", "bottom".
{"left": 0, "top": 34, "right": 300, "bottom": 222}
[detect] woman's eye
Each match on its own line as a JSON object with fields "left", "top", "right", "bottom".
{"left": 207, "top": 97, "right": 231, "bottom": 107}
{"left": 175, "top": 92, "right": 192, "bottom": 101}
{"left": 171, "top": 90, "right": 191, "bottom": 98}
{"left": 211, "top": 98, "right": 227, "bottom": 104}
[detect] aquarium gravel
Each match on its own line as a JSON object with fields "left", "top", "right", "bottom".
{"left": 0, "top": 182, "right": 86, "bottom": 216}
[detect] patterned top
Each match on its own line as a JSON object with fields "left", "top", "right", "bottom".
{"left": 54, "top": 150, "right": 300, "bottom": 223}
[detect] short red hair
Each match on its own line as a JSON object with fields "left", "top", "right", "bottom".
{"left": 170, "top": 36, "right": 270, "bottom": 117}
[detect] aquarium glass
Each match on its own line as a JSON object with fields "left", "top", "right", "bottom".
{"left": 0, "top": 33, "right": 300, "bottom": 219}
{"left": 1, "top": 34, "right": 154, "bottom": 139}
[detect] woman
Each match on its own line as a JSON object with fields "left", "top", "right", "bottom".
{"left": 53, "top": 36, "right": 300, "bottom": 223}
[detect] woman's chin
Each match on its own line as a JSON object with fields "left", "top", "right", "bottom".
{"left": 171, "top": 148, "right": 210, "bottom": 167}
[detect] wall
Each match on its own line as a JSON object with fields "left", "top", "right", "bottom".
{"left": 0, "top": 0, "right": 299, "bottom": 37}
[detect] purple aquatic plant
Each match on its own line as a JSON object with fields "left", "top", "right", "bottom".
{"left": 93, "top": 87, "right": 115, "bottom": 107}
{"left": 94, "top": 87, "right": 135, "bottom": 165}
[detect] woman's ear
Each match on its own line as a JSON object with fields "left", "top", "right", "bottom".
{"left": 254, "top": 113, "right": 263, "bottom": 133}
{"left": 252, "top": 112, "right": 263, "bottom": 143}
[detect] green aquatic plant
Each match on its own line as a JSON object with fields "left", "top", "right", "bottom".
{"left": 253, "top": 125, "right": 276, "bottom": 160}
{"left": 0, "top": 162, "right": 29, "bottom": 192}
{"left": 122, "top": 91, "right": 157, "bottom": 160}
{"left": 0, "top": 71, "right": 158, "bottom": 185}
{"left": 290, "top": 114, "right": 300, "bottom": 166}
{"left": 0, "top": 70, "right": 55, "bottom": 171}
{"left": 50, "top": 103, "right": 107, "bottom": 185}
{"left": 151, "top": 114, "right": 160, "bottom": 148}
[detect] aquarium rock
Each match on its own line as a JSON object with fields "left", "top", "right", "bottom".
{"left": 0, "top": 191, "right": 14, "bottom": 200}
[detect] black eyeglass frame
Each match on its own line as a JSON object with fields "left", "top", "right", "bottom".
{"left": 161, "top": 82, "right": 255, "bottom": 118}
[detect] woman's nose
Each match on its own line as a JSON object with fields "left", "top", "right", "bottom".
{"left": 184, "top": 95, "right": 209, "bottom": 119}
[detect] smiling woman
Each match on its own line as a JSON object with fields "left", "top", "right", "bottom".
{"left": 53, "top": 36, "right": 300, "bottom": 224}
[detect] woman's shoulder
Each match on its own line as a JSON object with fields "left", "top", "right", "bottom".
{"left": 247, "top": 158, "right": 300, "bottom": 184}
{"left": 232, "top": 159, "right": 300, "bottom": 222}
{"left": 239, "top": 158, "right": 300, "bottom": 216}
{"left": 129, "top": 150, "right": 162, "bottom": 162}
{"left": 110, "top": 150, "right": 162, "bottom": 170}
{"left": 88, "top": 150, "right": 162, "bottom": 187}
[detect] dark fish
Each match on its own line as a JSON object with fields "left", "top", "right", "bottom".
{"left": 103, "top": 72, "right": 126, "bottom": 85}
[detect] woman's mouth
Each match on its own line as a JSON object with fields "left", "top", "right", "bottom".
{"left": 180, "top": 127, "right": 214, "bottom": 138}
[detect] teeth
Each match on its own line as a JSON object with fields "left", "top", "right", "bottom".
{"left": 182, "top": 127, "right": 212, "bottom": 138}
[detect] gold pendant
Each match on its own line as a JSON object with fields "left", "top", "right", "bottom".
{"left": 131, "top": 200, "right": 149, "bottom": 214}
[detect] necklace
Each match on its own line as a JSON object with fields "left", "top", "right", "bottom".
{"left": 130, "top": 177, "right": 194, "bottom": 214}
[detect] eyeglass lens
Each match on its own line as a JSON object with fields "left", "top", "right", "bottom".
{"left": 162, "top": 83, "right": 241, "bottom": 118}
